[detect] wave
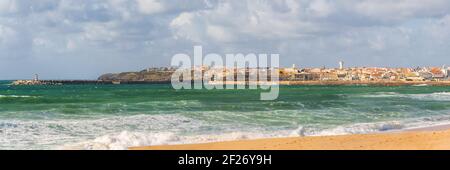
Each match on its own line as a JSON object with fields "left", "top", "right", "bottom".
{"left": 412, "top": 84, "right": 429, "bottom": 87}
{"left": 296, "top": 115, "right": 450, "bottom": 137}
{"left": 61, "top": 115, "right": 450, "bottom": 150}
{"left": 0, "top": 95, "right": 36, "bottom": 98}
{"left": 359, "top": 92, "right": 450, "bottom": 101}
{"left": 0, "top": 114, "right": 205, "bottom": 150}
{"left": 359, "top": 92, "right": 401, "bottom": 98}
{"left": 409, "top": 92, "right": 450, "bottom": 101}
{"left": 307, "top": 121, "right": 405, "bottom": 136}
{"left": 63, "top": 131, "right": 180, "bottom": 150}
{"left": 4, "top": 111, "right": 450, "bottom": 150}
{"left": 62, "top": 131, "right": 280, "bottom": 150}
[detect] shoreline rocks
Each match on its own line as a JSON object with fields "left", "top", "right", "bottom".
{"left": 11, "top": 80, "right": 47, "bottom": 85}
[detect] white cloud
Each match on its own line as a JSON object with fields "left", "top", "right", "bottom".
{"left": 0, "top": 24, "right": 32, "bottom": 60}
{"left": 427, "top": 15, "right": 450, "bottom": 42}
{"left": 82, "top": 23, "right": 119, "bottom": 42}
{"left": 368, "top": 35, "right": 386, "bottom": 50}
{"left": 169, "top": 1, "right": 313, "bottom": 42}
{"left": 170, "top": 12, "right": 194, "bottom": 26}
{"left": 0, "top": 24, "right": 16, "bottom": 44}
{"left": 0, "top": 0, "right": 18, "bottom": 14}
{"left": 170, "top": 12, "right": 203, "bottom": 42}
{"left": 352, "top": 0, "right": 450, "bottom": 21}
{"left": 136, "top": 0, "right": 164, "bottom": 15}
{"left": 32, "top": 38, "right": 50, "bottom": 47}
{"left": 307, "top": 0, "right": 335, "bottom": 17}
{"left": 1, "top": 0, "right": 450, "bottom": 78}
{"left": 66, "top": 39, "right": 77, "bottom": 50}
{"left": 206, "top": 25, "right": 234, "bottom": 42}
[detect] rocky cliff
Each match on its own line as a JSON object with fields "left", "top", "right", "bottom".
{"left": 98, "top": 68, "right": 174, "bottom": 82}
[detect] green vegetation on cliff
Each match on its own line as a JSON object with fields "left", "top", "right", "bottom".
{"left": 98, "top": 68, "right": 175, "bottom": 82}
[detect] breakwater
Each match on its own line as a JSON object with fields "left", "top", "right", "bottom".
{"left": 11, "top": 80, "right": 171, "bottom": 85}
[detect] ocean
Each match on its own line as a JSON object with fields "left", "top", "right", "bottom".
{"left": 1, "top": 80, "right": 450, "bottom": 149}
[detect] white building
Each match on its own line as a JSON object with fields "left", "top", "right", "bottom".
{"left": 34, "top": 74, "right": 39, "bottom": 81}
{"left": 444, "top": 66, "right": 449, "bottom": 78}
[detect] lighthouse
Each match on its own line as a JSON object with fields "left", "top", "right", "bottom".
{"left": 339, "top": 61, "right": 344, "bottom": 70}
{"left": 34, "top": 74, "right": 39, "bottom": 81}
{"left": 443, "top": 65, "right": 448, "bottom": 78}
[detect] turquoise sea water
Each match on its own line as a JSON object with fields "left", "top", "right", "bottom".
{"left": 1, "top": 80, "right": 450, "bottom": 149}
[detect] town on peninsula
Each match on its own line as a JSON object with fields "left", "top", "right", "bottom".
{"left": 12, "top": 61, "right": 450, "bottom": 86}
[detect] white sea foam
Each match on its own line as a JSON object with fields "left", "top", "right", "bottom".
{"left": 0, "top": 114, "right": 205, "bottom": 150}
{"left": 63, "top": 131, "right": 180, "bottom": 150}
{"left": 63, "top": 131, "right": 283, "bottom": 150}
{"left": 360, "top": 92, "right": 450, "bottom": 101}
{"left": 3, "top": 111, "right": 450, "bottom": 150}
{"left": 412, "top": 84, "right": 429, "bottom": 87}
{"left": 301, "top": 116, "right": 450, "bottom": 137}
{"left": 0, "top": 95, "right": 36, "bottom": 98}
{"left": 309, "top": 121, "right": 405, "bottom": 136}
{"left": 359, "top": 92, "right": 401, "bottom": 98}
{"left": 59, "top": 115, "right": 450, "bottom": 150}
{"left": 406, "top": 92, "right": 450, "bottom": 101}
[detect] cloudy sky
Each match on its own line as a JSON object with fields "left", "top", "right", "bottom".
{"left": 1, "top": 0, "right": 450, "bottom": 79}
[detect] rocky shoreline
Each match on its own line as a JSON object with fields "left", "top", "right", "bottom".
{"left": 10, "top": 67, "right": 450, "bottom": 86}
{"left": 11, "top": 80, "right": 49, "bottom": 85}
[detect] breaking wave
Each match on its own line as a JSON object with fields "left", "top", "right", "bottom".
{"left": 406, "top": 92, "right": 450, "bottom": 101}
{"left": 297, "top": 115, "right": 450, "bottom": 137}
{"left": 60, "top": 115, "right": 450, "bottom": 150}
{"left": 0, "top": 114, "right": 205, "bottom": 150}
{"left": 360, "top": 92, "right": 450, "bottom": 101}
{"left": 63, "top": 131, "right": 281, "bottom": 150}
{"left": 63, "top": 131, "right": 180, "bottom": 150}
{"left": 0, "top": 95, "right": 36, "bottom": 98}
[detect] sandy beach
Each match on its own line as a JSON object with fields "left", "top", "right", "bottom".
{"left": 131, "top": 126, "right": 450, "bottom": 150}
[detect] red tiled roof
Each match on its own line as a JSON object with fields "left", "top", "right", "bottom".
{"left": 430, "top": 67, "right": 443, "bottom": 74}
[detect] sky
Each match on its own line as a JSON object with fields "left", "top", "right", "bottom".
{"left": 0, "top": 0, "right": 450, "bottom": 79}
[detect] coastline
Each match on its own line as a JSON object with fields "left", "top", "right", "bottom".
{"left": 9, "top": 79, "right": 450, "bottom": 86}
{"left": 130, "top": 125, "right": 450, "bottom": 150}
{"left": 214, "top": 80, "right": 450, "bottom": 86}
{"left": 279, "top": 80, "right": 450, "bottom": 86}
